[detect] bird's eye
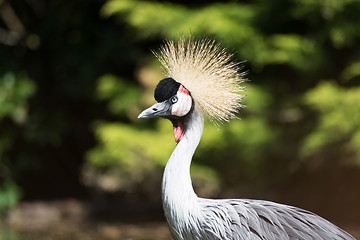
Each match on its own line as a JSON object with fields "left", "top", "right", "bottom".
{"left": 170, "top": 96, "right": 178, "bottom": 104}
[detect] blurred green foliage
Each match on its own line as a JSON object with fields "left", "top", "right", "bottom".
{"left": 96, "top": 74, "right": 141, "bottom": 117}
{"left": 0, "top": 181, "right": 21, "bottom": 213}
{"left": 0, "top": 73, "right": 32, "bottom": 211}
{"left": 302, "top": 81, "right": 360, "bottom": 163}
{"left": 0, "top": 0, "right": 360, "bottom": 206}
{"left": 0, "top": 73, "right": 34, "bottom": 156}
{"left": 0, "top": 73, "right": 35, "bottom": 124}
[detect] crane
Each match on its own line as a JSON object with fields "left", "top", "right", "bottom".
{"left": 138, "top": 36, "right": 355, "bottom": 240}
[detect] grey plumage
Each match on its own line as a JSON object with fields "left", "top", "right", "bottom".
{"left": 199, "top": 198, "right": 353, "bottom": 240}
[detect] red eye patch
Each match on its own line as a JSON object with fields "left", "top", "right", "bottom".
{"left": 178, "top": 85, "right": 190, "bottom": 95}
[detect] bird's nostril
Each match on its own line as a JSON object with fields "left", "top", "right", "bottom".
{"left": 153, "top": 108, "right": 158, "bottom": 111}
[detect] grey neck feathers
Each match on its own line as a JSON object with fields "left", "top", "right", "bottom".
{"left": 161, "top": 106, "right": 204, "bottom": 231}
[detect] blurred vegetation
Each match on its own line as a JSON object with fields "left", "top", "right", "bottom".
{"left": 0, "top": 0, "right": 360, "bottom": 213}
{"left": 302, "top": 82, "right": 360, "bottom": 163}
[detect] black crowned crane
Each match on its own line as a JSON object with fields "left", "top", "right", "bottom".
{"left": 138, "top": 37, "right": 355, "bottom": 240}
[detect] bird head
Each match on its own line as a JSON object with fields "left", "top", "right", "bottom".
{"left": 138, "top": 77, "right": 194, "bottom": 143}
{"left": 138, "top": 36, "right": 246, "bottom": 143}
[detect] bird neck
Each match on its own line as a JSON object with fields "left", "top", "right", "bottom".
{"left": 161, "top": 106, "right": 204, "bottom": 221}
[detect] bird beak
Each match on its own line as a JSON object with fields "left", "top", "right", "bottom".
{"left": 138, "top": 101, "right": 171, "bottom": 119}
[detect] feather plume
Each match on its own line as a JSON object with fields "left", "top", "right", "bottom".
{"left": 154, "top": 36, "right": 246, "bottom": 122}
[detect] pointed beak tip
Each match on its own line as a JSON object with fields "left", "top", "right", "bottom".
{"left": 137, "top": 111, "right": 146, "bottom": 119}
{"left": 138, "top": 102, "right": 170, "bottom": 120}
{"left": 138, "top": 108, "right": 153, "bottom": 119}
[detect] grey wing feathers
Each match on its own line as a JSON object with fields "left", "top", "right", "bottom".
{"left": 199, "top": 198, "right": 355, "bottom": 240}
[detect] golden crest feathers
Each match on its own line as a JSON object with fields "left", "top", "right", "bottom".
{"left": 154, "top": 36, "right": 246, "bottom": 122}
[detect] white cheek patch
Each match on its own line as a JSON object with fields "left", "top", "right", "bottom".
{"left": 171, "top": 85, "right": 192, "bottom": 117}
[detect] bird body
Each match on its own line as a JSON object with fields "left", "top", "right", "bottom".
{"left": 138, "top": 36, "right": 355, "bottom": 240}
